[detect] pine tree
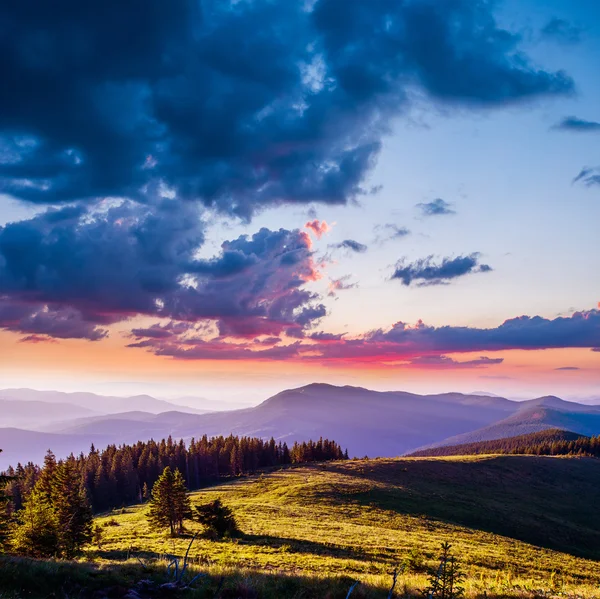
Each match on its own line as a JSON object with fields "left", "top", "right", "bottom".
{"left": 142, "top": 482, "right": 150, "bottom": 502}
{"left": 0, "top": 450, "right": 12, "bottom": 551}
{"left": 37, "top": 450, "right": 57, "bottom": 499}
{"left": 52, "top": 460, "right": 93, "bottom": 557}
{"left": 423, "top": 542, "right": 465, "bottom": 599}
{"left": 172, "top": 469, "right": 192, "bottom": 533}
{"left": 11, "top": 485, "right": 59, "bottom": 558}
{"left": 147, "top": 466, "right": 191, "bottom": 535}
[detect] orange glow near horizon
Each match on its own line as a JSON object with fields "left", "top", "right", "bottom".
{"left": 1, "top": 324, "right": 598, "bottom": 400}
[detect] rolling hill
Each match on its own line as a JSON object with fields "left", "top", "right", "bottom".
{"left": 0, "top": 398, "right": 97, "bottom": 428}
{"left": 107, "top": 454, "right": 600, "bottom": 561}
{"left": 423, "top": 397, "right": 600, "bottom": 450}
{"left": 3, "top": 454, "right": 599, "bottom": 599}
{"left": 409, "top": 428, "right": 589, "bottom": 457}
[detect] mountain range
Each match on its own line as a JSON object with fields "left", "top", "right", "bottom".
{"left": 2, "top": 383, "right": 600, "bottom": 469}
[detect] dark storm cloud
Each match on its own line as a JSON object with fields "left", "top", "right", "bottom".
{"left": 329, "top": 239, "right": 368, "bottom": 253}
{"left": 0, "top": 0, "right": 573, "bottom": 217}
{"left": 541, "top": 18, "right": 582, "bottom": 45}
{"left": 0, "top": 299, "right": 108, "bottom": 340}
{"left": 553, "top": 117, "right": 600, "bottom": 132}
{"left": 0, "top": 203, "right": 326, "bottom": 339}
{"left": 417, "top": 198, "right": 456, "bottom": 216}
{"left": 0, "top": 0, "right": 580, "bottom": 349}
{"left": 391, "top": 254, "right": 492, "bottom": 286}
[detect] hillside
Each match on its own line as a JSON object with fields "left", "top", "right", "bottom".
{"left": 409, "top": 429, "right": 589, "bottom": 457}
{"left": 0, "top": 398, "right": 97, "bottom": 428}
{"left": 3, "top": 455, "right": 599, "bottom": 599}
{"left": 423, "top": 400, "right": 600, "bottom": 450}
{"left": 97, "top": 454, "right": 600, "bottom": 559}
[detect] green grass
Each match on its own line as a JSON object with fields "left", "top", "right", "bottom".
{"left": 2, "top": 455, "right": 600, "bottom": 598}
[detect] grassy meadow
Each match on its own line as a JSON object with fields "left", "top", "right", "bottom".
{"left": 2, "top": 455, "right": 600, "bottom": 598}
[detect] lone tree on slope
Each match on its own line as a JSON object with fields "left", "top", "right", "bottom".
{"left": 147, "top": 466, "right": 191, "bottom": 536}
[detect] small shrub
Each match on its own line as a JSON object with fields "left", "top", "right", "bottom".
{"left": 404, "top": 546, "right": 426, "bottom": 572}
{"left": 92, "top": 524, "right": 103, "bottom": 548}
{"left": 194, "top": 499, "right": 239, "bottom": 539}
{"left": 103, "top": 518, "right": 120, "bottom": 527}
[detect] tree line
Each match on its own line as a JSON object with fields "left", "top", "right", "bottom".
{"left": 0, "top": 435, "right": 346, "bottom": 555}
{"left": 409, "top": 429, "right": 599, "bottom": 458}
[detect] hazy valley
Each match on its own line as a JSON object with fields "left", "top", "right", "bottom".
{"left": 3, "top": 383, "right": 600, "bottom": 468}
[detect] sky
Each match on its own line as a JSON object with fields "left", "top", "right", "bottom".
{"left": 0, "top": 0, "right": 598, "bottom": 405}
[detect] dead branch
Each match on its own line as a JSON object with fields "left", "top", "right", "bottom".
{"left": 388, "top": 566, "right": 401, "bottom": 599}
{"left": 346, "top": 581, "right": 360, "bottom": 598}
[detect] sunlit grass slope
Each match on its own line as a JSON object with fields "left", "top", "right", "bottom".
{"left": 2, "top": 455, "right": 600, "bottom": 598}
{"left": 92, "top": 456, "right": 600, "bottom": 593}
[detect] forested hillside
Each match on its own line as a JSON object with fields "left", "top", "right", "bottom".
{"left": 2, "top": 435, "right": 346, "bottom": 515}
{"left": 409, "top": 429, "right": 599, "bottom": 457}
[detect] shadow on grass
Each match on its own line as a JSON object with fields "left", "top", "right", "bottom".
{"left": 316, "top": 457, "right": 600, "bottom": 560}
{"left": 89, "top": 530, "right": 369, "bottom": 565}
{"left": 237, "top": 532, "right": 368, "bottom": 560}
{"left": 0, "top": 554, "right": 394, "bottom": 599}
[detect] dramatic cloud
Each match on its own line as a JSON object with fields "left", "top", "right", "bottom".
{"left": 573, "top": 167, "right": 600, "bottom": 187}
{"left": 0, "top": 0, "right": 584, "bottom": 365}
{"left": 374, "top": 224, "right": 411, "bottom": 245}
{"left": 541, "top": 18, "right": 582, "bottom": 45}
{"left": 0, "top": 203, "right": 326, "bottom": 340}
{"left": 553, "top": 117, "right": 600, "bottom": 132}
{"left": 417, "top": 198, "right": 455, "bottom": 217}
{"left": 391, "top": 254, "right": 492, "bottom": 286}
{"left": 328, "top": 239, "right": 368, "bottom": 253}
{"left": 128, "top": 308, "right": 600, "bottom": 365}
{"left": 0, "top": 0, "right": 573, "bottom": 217}
{"left": 362, "top": 310, "right": 600, "bottom": 355}
{"left": 0, "top": 299, "right": 108, "bottom": 341}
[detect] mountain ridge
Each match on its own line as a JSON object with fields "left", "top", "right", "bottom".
{"left": 3, "top": 383, "right": 600, "bottom": 469}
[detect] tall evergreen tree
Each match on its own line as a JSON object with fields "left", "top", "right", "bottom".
{"left": 0, "top": 450, "right": 12, "bottom": 552}
{"left": 52, "top": 460, "right": 93, "bottom": 557}
{"left": 172, "top": 469, "right": 192, "bottom": 533}
{"left": 147, "top": 466, "right": 191, "bottom": 535}
{"left": 11, "top": 485, "right": 59, "bottom": 558}
{"left": 37, "top": 450, "right": 57, "bottom": 499}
